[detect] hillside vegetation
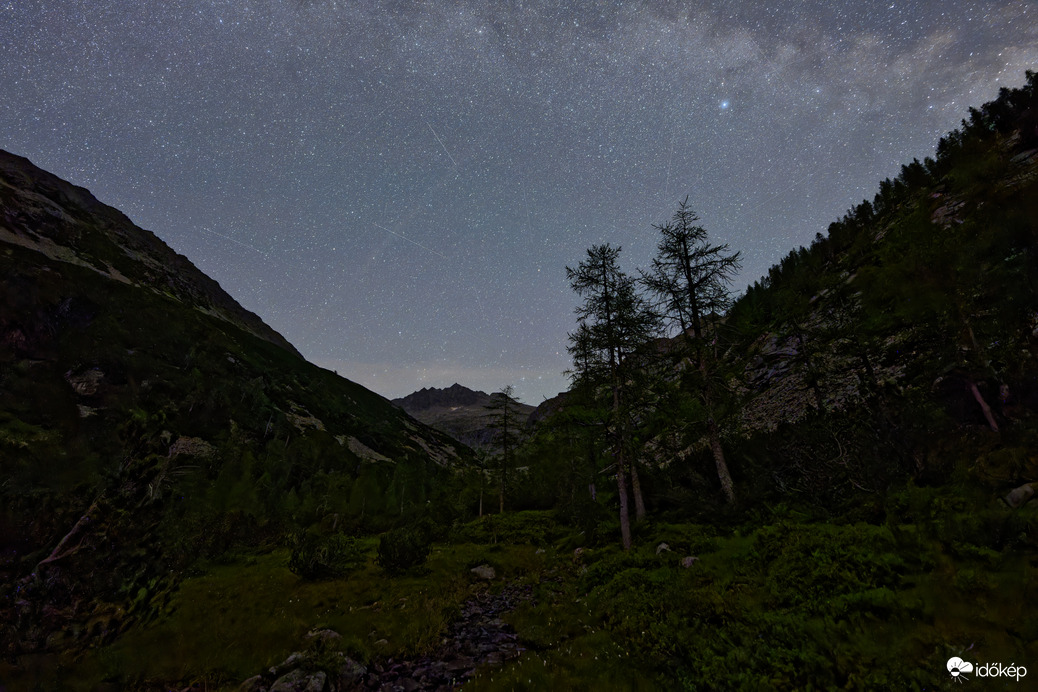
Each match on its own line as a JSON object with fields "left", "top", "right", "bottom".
{"left": 0, "top": 150, "right": 468, "bottom": 679}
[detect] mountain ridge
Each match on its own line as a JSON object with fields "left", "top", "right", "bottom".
{"left": 0, "top": 149, "right": 300, "bottom": 357}
{"left": 394, "top": 383, "right": 536, "bottom": 450}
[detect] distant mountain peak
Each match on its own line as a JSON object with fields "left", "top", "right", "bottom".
{"left": 393, "top": 383, "right": 536, "bottom": 450}
{"left": 394, "top": 383, "right": 493, "bottom": 412}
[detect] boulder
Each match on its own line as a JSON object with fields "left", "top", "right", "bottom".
{"left": 269, "top": 668, "right": 326, "bottom": 692}
{"left": 305, "top": 628, "right": 342, "bottom": 650}
{"left": 238, "top": 675, "right": 267, "bottom": 692}
{"left": 1004, "top": 482, "right": 1036, "bottom": 509}
{"left": 470, "top": 564, "right": 496, "bottom": 580}
{"left": 334, "top": 655, "right": 367, "bottom": 689}
{"left": 169, "top": 435, "right": 216, "bottom": 459}
{"left": 66, "top": 368, "right": 104, "bottom": 395}
{"left": 268, "top": 652, "right": 304, "bottom": 678}
{"left": 680, "top": 556, "right": 699, "bottom": 568}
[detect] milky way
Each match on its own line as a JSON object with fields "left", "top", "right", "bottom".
{"left": 2, "top": 1, "right": 1035, "bottom": 402}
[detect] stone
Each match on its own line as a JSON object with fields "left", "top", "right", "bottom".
{"left": 680, "top": 556, "right": 699, "bottom": 568}
{"left": 470, "top": 564, "right": 495, "bottom": 580}
{"left": 303, "top": 672, "right": 326, "bottom": 692}
{"left": 169, "top": 435, "right": 217, "bottom": 459}
{"left": 269, "top": 652, "right": 304, "bottom": 678}
{"left": 239, "top": 676, "right": 267, "bottom": 692}
{"left": 1004, "top": 482, "right": 1036, "bottom": 509}
{"left": 335, "top": 656, "right": 367, "bottom": 688}
{"left": 655, "top": 542, "right": 671, "bottom": 555}
{"left": 269, "top": 668, "right": 325, "bottom": 692}
{"left": 305, "top": 628, "right": 343, "bottom": 650}
{"left": 65, "top": 368, "right": 104, "bottom": 396}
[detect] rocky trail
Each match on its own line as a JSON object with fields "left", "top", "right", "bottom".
{"left": 237, "top": 582, "right": 535, "bottom": 692}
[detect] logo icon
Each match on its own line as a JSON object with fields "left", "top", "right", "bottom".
{"left": 948, "top": 657, "right": 974, "bottom": 682}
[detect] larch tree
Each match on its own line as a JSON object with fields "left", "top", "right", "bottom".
{"left": 485, "top": 384, "right": 521, "bottom": 513}
{"left": 641, "top": 198, "right": 741, "bottom": 503}
{"left": 567, "top": 244, "right": 658, "bottom": 550}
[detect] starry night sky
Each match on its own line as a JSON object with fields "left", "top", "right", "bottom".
{"left": 2, "top": 1, "right": 1035, "bottom": 403}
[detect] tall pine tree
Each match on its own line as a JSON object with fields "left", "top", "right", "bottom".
{"left": 567, "top": 244, "right": 658, "bottom": 549}
{"left": 642, "top": 198, "right": 741, "bottom": 503}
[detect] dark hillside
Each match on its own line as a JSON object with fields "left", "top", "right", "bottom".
{"left": 0, "top": 151, "right": 469, "bottom": 664}
{"left": 714, "top": 72, "right": 1038, "bottom": 507}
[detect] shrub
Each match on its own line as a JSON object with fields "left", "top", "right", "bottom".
{"left": 451, "top": 510, "right": 564, "bottom": 546}
{"left": 376, "top": 525, "right": 431, "bottom": 574}
{"left": 288, "top": 531, "right": 365, "bottom": 580}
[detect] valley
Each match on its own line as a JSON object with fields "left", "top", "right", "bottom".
{"left": 2, "top": 74, "right": 1038, "bottom": 690}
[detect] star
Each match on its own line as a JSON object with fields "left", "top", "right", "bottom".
{"left": 1, "top": 0, "right": 1034, "bottom": 403}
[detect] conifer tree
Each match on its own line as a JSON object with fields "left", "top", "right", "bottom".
{"left": 485, "top": 384, "right": 521, "bottom": 513}
{"left": 567, "top": 244, "right": 657, "bottom": 549}
{"left": 642, "top": 198, "right": 741, "bottom": 503}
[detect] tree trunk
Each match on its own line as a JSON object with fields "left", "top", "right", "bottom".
{"left": 969, "top": 380, "right": 1000, "bottom": 433}
{"left": 699, "top": 359, "right": 735, "bottom": 503}
{"left": 792, "top": 320, "right": 826, "bottom": 410}
{"left": 707, "top": 417, "right": 735, "bottom": 503}
{"left": 630, "top": 461, "right": 646, "bottom": 521}
{"left": 858, "top": 348, "right": 877, "bottom": 391}
{"left": 36, "top": 495, "right": 104, "bottom": 572}
{"left": 616, "top": 448, "right": 632, "bottom": 551}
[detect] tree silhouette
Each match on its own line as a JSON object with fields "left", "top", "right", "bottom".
{"left": 642, "top": 198, "right": 740, "bottom": 503}
{"left": 567, "top": 244, "right": 658, "bottom": 549}
{"left": 485, "top": 384, "right": 521, "bottom": 513}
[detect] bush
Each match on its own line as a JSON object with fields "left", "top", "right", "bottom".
{"left": 376, "top": 525, "right": 431, "bottom": 574}
{"left": 751, "top": 522, "right": 908, "bottom": 609}
{"left": 450, "top": 510, "right": 565, "bottom": 546}
{"left": 288, "top": 531, "right": 365, "bottom": 580}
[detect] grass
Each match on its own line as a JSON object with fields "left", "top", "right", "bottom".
{"left": 44, "top": 534, "right": 549, "bottom": 689}
{"left": 8, "top": 493, "right": 1037, "bottom": 691}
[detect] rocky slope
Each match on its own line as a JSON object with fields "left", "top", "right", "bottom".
{"left": 729, "top": 142, "right": 1038, "bottom": 437}
{"left": 727, "top": 146, "right": 1038, "bottom": 440}
{"left": 0, "top": 150, "right": 298, "bottom": 356}
{"left": 523, "top": 76, "right": 1038, "bottom": 511}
